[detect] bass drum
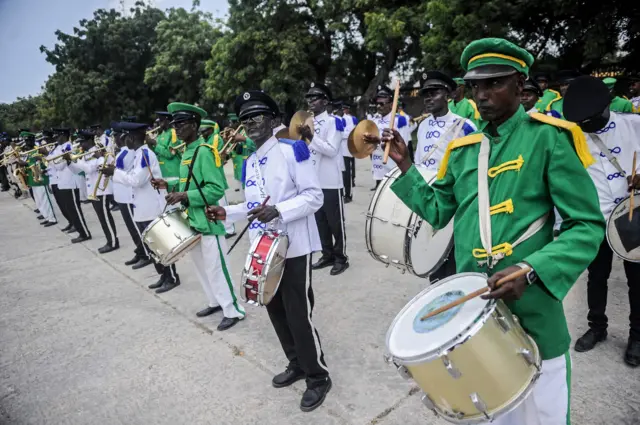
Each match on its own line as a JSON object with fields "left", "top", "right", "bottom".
{"left": 606, "top": 193, "right": 640, "bottom": 262}
{"left": 365, "top": 165, "right": 454, "bottom": 278}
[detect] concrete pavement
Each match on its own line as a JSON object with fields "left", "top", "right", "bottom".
{"left": 0, "top": 160, "right": 638, "bottom": 425}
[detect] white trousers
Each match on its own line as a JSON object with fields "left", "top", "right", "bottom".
{"left": 190, "top": 235, "right": 245, "bottom": 319}
{"left": 483, "top": 352, "right": 571, "bottom": 425}
{"left": 219, "top": 194, "right": 235, "bottom": 234}
{"left": 32, "top": 186, "right": 56, "bottom": 223}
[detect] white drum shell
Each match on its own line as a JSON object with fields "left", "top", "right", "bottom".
{"left": 142, "top": 209, "right": 202, "bottom": 265}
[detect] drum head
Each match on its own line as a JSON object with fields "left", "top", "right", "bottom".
{"left": 261, "top": 234, "right": 289, "bottom": 305}
{"left": 607, "top": 194, "right": 640, "bottom": 262}
{"left": 386, "top": 273, "right": 490, "bottom": 363}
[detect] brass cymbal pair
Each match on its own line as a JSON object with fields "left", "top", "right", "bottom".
{"left": 348, "top": 120, "right": 379, "bottom": 159}
{"left": 288, "top": 111, "right": 315, "bottom": 144}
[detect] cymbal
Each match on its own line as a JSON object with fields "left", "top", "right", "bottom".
{"left": 349, "top": 119, "right": 379, "bottom": 159}
{"left": 289, "top": 111, "right": 314, "bottom": 144}
{"left": 275, "top": 128, "right": 289, "bottom": 139}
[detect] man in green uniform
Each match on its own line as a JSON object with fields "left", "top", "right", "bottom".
{"left": 603, "top": 77, "right": 634, "bottom": 113}
{"left": 228, "top": 113, "right": 256, "bottom": 190}
{"left": 152, "top": 103, "right": 245, "bottom": 331}
{"left": 448, "top": 77, "right": 481, "bottom": 126}
{"left": 547, "top": 70, "right": 581, "bottom": 118}
{"left": 534, "top": 73, "right": 561, "bottom": 112}
{"left": 19, "top": 135, "right": 57, "bottom": 226}
{"left": 382, "top": 38, "right": 605, "bottom": 424}
{"left": 200, "top": 119, "right": 235, "bottom": 237}
{"left": 146, "top": 111, "right": 181, "bottom": 191}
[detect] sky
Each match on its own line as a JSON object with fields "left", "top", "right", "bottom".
{"left": 0, "top": 0, "right": 229, "bottom": 104}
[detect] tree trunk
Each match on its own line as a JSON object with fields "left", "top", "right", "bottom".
{"left": 356, "top": 47, "right": 399, "bottom": 119}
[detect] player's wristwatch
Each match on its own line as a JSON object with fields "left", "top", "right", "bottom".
{"left": 516, "top": 262, "right": 538, "bottom": 285}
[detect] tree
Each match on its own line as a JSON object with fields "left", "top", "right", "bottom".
{"left": 144, "top": 7, "right": 222, "bottom": 107}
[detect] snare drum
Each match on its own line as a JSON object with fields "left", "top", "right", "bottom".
{"left": 240, "top": 230, "right": 289, "bottom": 306}
{"left": 385, "top": 273, "right": 541, "bottom": 423}
{"left": 606, "top": 193, "right": 640, "bottom": 262}
{"left": 142, "top": 208, "right": 202, "bottom": 265}
{"left": 366, "top": 165, "right": 454, "bottom": 277}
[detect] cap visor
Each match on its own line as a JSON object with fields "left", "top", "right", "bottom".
{"left": 463, "top": 65, "right": 518, "bottom": 81}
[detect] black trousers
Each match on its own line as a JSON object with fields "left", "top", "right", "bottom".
{"left": 135, "top": 220, "right": 178, "bottom": 283}
{"left": 59, "top": 188, "right": 90, "bottom": 238}
{"left": 51, "top": 184, "right": 72, "bottom": 226}
{"left": 315, "top": 188, "right": 347, "bottom": 263}
{"left": 587, "top": 240, "right": 640, "bottom": 340}
{"left": 342, "top": 157, "right": 355, "bottom": 198}
{"left": 91, "top": 195, "right": 118, "bottom": 246}
{"left": 429, "top": 244, "right": 457, "bottom": 283}
{"left": 0, "top": 166, "right": 9, "bottom": 191}
{"left": 266, "top": 255, "right": 329, "bottom": 387}
{"left": 119, "top": 202, "right": 148, "bottom": 259}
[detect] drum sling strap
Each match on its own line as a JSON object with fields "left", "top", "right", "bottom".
{"left": 590, "top": 133, "right": 626, "bottom": 176}
{"left": 183, "top": 145, "right": 212, "bottom": 212}
{"left": 418, "top": 118, "right": 466, "bottom": 165}
{"left": 477, "top": 136, "right": 549, "bottom": 269}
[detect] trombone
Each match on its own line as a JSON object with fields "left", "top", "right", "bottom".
{"left": 218, "top": 125, "right": 245, "bottom": 158}
{"left": 88, "top": 152, "right": 115, "bottom": 201}
{"left": 18, "top": 142, "right": 57, "bottom": 157}
{"left": 170, "top": 142, "right": 186, "bottom": 155}
{"left": 146, "top": 126, "right": 161, "bottom": 140}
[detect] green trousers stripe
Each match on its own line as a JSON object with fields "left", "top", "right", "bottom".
{"left": 565, "top": 351, "right": 572, "bottom": 425}
{"left": 216, "top": 236, "right": 245, "bottom": 316}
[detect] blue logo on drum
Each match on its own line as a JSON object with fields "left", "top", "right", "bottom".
{"left": 413, "top": 290, "right": 465, "bottom": 333}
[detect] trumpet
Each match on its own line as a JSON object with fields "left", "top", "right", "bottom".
{"left": 88, "top": 152, "right": 114, "bottom": 201}
{"left": 146, "top": 126, "right": 161, "bottom": 139}
{"left": 47, "top": 143, "right": 82, "bottom": 164}
{"left": 170, "top": 142, "right": 186, "bottom": 155}
{"left": 218, "top": 125, "right": 246, "bottom": 158}
{"left": 410, "top": 113, "right": 431, "bottom": 125}
{"left": 70, "top": 147, "right": 105, "bottom": 162}
{"left": 19, "top": 142, "right": 57, "bottom": 157}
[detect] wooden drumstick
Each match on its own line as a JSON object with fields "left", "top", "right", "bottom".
{"left": 630, "top": 151, "right": 637, "bottom": 221}
{"left": 227, "top": 196, "right": 271, "bottom": 255}
{"left": 419, "top": 267, "right": 531, "bottom": 321}
{"left": 382, "top": 81, "right": 401, "bottom": 165}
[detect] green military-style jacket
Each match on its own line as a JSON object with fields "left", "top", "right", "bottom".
{"left": 26, "top": 155, "right": 49, "bottom": 187}
{"left": 152, "top": 128, "right": 182, "bottom": 189}
{"left": 231, "top": 136, "right": 256, "bottom": 182}
{"left": 535, "top": 89, "right": 561, "bottom": 112}
{"left": 391, "top": 106, "right": 605, "bottom": 360}
{"left": 449, "top": 98, "right": 482, "bottom": 127}
{"left": 549, "top": 97, "right": 564, "bottom": 118}
{"left": 610, "top": 96, "right": 634, "bottom": 113}
{"left": 204, "top": 132, "right": 229, "bottom": 191}
{"left": 179, "top": 137, "right": 226, "bottom": 236}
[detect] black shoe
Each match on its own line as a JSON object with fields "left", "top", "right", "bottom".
{"left": 330, "top": 262, "right": 349, "bottom": 276}
{"left": 312, "top": 257, "right": 334, "bottom": 270}
{"left": 34, "top": 209, "right": 40, "bottom": 213}
{"left": 352, "top": 180, "right": 355, "bottom": 187}
{"left": 36, "top": 215, "right": 44, "bottom": 220}
{"left": 40, "top": 220, "right": 49, "bottom": 225}
{"left": 64, "top": 226, "right": 77, "bottom": 234}
{"left": 370, "top": 187, "right": 377, "bottom": 191}
{"left": 110, "top": 204, "right": 120, "bottom": 212}
{"left": 225, "top": 233, "right": 237, "bottom": 239}
{"left": 81, "top": 200, "right": 91, "bottom": 204}
{"left": 300, "top": 378, "right": 332, "bottom": 412}
{"left": 71, "top": 235, "right": 91, "bottom": 244}
{"left": 125, "top": 256, "right": 140, "bottom": 266}
{"left": 272, "top": 366, "right": 305, "bottom": 388}
{"left": 44, "top": 221, "right": 57, "bottom": 228}
{"left": 132, "top": 258, "right": 153, "bottom": 270}
{"left": 344, "top": 196, "right": 352, "bottom": 204}
{"left": 217, "top": 316, "right": 240, "bottom": 331}
{"left": 575, "top": 329, "right": 607, "bottom": 352}
{"left": 624, "top": 339, "right": 640, "bottom": 367}
{"left": 196, "top": 306, "right": 222, "bottom": 317}
{"left": 61, "top": 224, "right": 73, "bottom": 232}
{"left": 156, "top": 278, "right": 180, "bottom": 294}
{"left": 148, "top": 276, "right": 165, "bottom": 290}
{"left": 98, "top": 243, "right": 119, "bottom": 254}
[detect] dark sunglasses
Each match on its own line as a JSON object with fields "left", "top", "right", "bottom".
{"left": 240, "top": 114, "right": 266, "bottom": 125}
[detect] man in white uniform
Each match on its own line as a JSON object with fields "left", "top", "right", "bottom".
{"left": 336, "top": 101, "right": 358, "bottom": 203}
{"left": 564, "top": 76, "right": 640, "bottom": 367}
{"left": 363, "top": 85, "right": 412, "bottom": 190}
{"left": 101, "top": 122, "right": 180, "bottom": 293}
{"left": 206, "top": 90, "right": 331, "bottom": 412}
{"left": 68, "top": 131, "right": 119, "bottom": 253}
{"left": 298, "top": 83, "right": 348, "bottom": 276}
{"left": 342, "top": 102, "right": 358, "bottom": 190}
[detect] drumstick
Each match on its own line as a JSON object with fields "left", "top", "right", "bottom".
{"left": 630, "top": 151, "right": 637, "bottom": 221}
{"left": 382, "top": 81, "right": 401, "bottom": 165}
{"left": 141, "top": 147, "right": 160, "bottom": 194}
{"left": 419, "top": 267, "right": 531, "bottom": 321}
{"left": 227, "top": 196, "right": 271, "bottom": 255}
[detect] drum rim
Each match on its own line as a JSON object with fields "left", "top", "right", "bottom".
{"left": 161, "top": 233, "right": 202, "bottom": 265}
{"left": 405, "top": 215, "right": 454, "bottom": 278}
{"left": 141, "top": 207, "right": 188, "bottom": 238}
{"left": 365, "top": 167, "right": 402, "bottom": 265}
{"left": 259, "top": 232, "right": 289, "bottom": 305}
{"left": 606, "top": 194, "right": 640, "bottom": 263}
{"left": 385, "top": 272, "right": 495, "bottom": 364}
{"left": 240, "top": 229, "right": 267, "bottom": 303}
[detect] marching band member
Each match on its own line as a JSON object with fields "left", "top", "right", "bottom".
{"left": 101, "top": 122, "right": 180, "bottom": 293}
{"left": 151, "top": 103, "right": 245, "bottom": 329}
{"left": 54, "top": 129, "right": 92, "bottom": 243}
{"left": 200, "top": 119, "right": 236, "bottom": 238}
{"left": 342, "top": 102, "right": 357, "bottom": 191}
{"left": 364, "top": 85, "right": 412, "bottom": 191}
{"left": 533, "top": 73, "right": 561, "bottom": 112}
{"left": 67, "top": 131, "right": 119, "bottom": 253}
{"left": 206, "top": 90, "right": 331, "bottom": 411}
{"left": 521, "top": 78, "right": 562, "bottom": 118}
{"left": 547, "top": 70, "right": 581, "bottom": 118}
{"left": 112, "top": 130, "right": 152, "bottom": 268}
{"left": 602, "top": 77, "right": 634, "bottom": 113}
{"left": 448, "top": 77, "right": 481, "bottom": 126}
{"left": 563, "top": 76, "right": 640, "bottom": 367}
{"left": 146, "top": 112, "right": 181, "bottom": 192}
{"left": 300, "top": 82, "right": 348, "bottom": 276}
{"left": 17, "top": 134, "right": 57, "bottom": 226}
{"left": 383, "top": 38, "right": 604, "bottom": 424}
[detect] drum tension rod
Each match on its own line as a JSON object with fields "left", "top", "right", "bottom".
{"left": 470, "top": 393, "right": 491, "bottom": 421}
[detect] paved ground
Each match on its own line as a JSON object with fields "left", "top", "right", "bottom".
{"left": 0, "top": 160, "right": 639, "bottom": 425}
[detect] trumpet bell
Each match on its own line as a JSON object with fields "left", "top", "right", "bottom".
{"left": 289, "top": 111, "right": 314, "bottom": 144}
{"left": 349, "top": 120, "right": 379, "bottom": 159}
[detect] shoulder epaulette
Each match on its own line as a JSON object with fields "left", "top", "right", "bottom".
{"left": 437, "top": 133, "right": 484, "bottom": 179}
{"left": 545, "top": 96, "right": 562, "bottom": 112}
{"left": 468, "top": 99, "right": 481, "bottom": 120}
{"left": 334, "top": 117, "right": 344, "bottom": 132}
{"left": 529, "top": 112, "right": 595, "bottom": 168}
{"left": 140, "top": 148, "right": 151, "bottom": 168}
{"left": 171, "top": 128, "right": 177, "bottom": 143}
{"left": 396, "top": 114, "right": 408, "bottom": 129}
{"left": 198, "top": 143, "right": 221, "bottom": 167}
{"left": 278, "top": 138, "right": 310, "bottom": 162}
{"left": 548, "top": 89, "right": 561, "bottom": 98}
